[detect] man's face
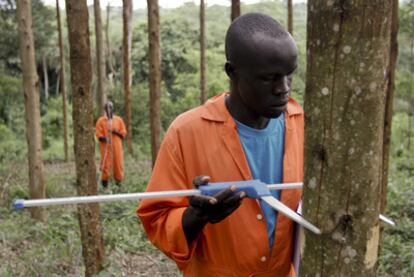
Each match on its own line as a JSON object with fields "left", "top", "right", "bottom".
{"left": 232, "top": 34, "right": 298, "bottom": 118}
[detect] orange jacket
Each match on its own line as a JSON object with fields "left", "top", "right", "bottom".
{"left": 96, "top": 115, "right": 127, "bottom": 181}
{"left": 137, "top": 93, "right": 303, "bottom": 277}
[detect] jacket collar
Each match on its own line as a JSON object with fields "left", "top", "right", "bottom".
{"left": 200, "top": 92, "right": 303, "bottom": 122}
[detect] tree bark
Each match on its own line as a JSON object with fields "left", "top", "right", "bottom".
{"left": 380, "top": 0, "right": 399, "bottom": 235}
{"left": 287, "top": 0, "right": 293, "bottom": 35}
{"left": 147, "top": 0, "right": 161, "bottom": 165}
{"left": 94, "top": 0, "right": 107, "bottom": 116}
{"left": 56, "top": 0, "right": 69, "bottom": 162}
{"left": 42, "top": 54, "right": 49, "bottom": 102}
{"left": 106, "top": 2, "right": 114, "bottom": 81}
{"left": 123, "top": 0, "right": 133, "bottom": 154}
{"left": 200, "top": 0, "right": 206, "bottom": 104}
{"left": 231, "top": 0, "right": 240, "bottom": 21}
{"left": 65, "top": 1, "right": 105, "bottom": 276}
{"left": 17, "top": 0, "right": 46, "bottom": 222}
{"left": 300, "top": 1, "right": 393, "bottom": 276}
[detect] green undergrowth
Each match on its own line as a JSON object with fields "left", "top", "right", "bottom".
{"left": 0, "top": 155, "right": 175, "bottom": 276}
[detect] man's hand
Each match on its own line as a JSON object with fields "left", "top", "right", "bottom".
{"left": 110, "top": 129, "right": 124, "bottom": 139}
{"left": 182, "top": 176, "right": 246, "bottom": 244}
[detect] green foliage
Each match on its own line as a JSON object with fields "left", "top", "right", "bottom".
{"left": 0, "top": 0, "right": 56, "bottom": 74}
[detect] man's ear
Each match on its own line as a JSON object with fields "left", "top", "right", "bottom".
{"left": 225, "top": 62, "right": 236, "bottom": 79}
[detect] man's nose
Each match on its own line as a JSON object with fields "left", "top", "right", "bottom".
{"left": 274, "top": 77, "right": 290, "bottom": 94}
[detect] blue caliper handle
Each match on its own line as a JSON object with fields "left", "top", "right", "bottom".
{"left": 199, "top": 179, "right": 271, "bottom": 199}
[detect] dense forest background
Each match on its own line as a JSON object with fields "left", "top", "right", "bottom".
{"left": 0, "top": 0, "right": 413, "bottom": 275}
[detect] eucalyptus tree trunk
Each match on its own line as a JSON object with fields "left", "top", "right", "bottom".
{"left": 287, "top": 0, "right": 293, "bottom": 34}
{"left": 94, "top": 0, "right": 107, "bottom": 115}
{"left": 123, "top": 0, "right": 133, "bottom": 154}
{"left": 42, "top": 54, "right": 49, "bottom": 102}
{"left": 200, "top": 0, "right": 206, "bottom": 104}
{"left": 17, "top": 0, "right": 46, "bottom": 222}
{"left": 56, "top": 0, "right": 69, "bottom": 162}
{"left": 231, "top": 0, "right": 240, "bottom": 21}
{"left": 300, "top": 1, "right": 394, "bottom": 276}
{"left": 380, "top": 0, "right": 399, "bottom": 231}
{"left": 106, "top": 3, "right": 114, "bottom": 80}
{"left": 147, "top": 0, "right": 161, "bottom": 165}
{"left": 65, "top": 1, "right": 105, "bottom": 275}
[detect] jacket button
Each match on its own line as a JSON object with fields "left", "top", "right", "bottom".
{"left": 260, "top": 256, "right": 267, "bottom": 262}
{"left": 256, "top": 214, "right": 263, "bottom": 220}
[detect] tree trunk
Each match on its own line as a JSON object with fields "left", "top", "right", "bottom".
{"left": 380, "top": 0, "right": 399, "bottom": 237}
{"left": 287, "top": 0, "right": 293, "bottom": 35}
{"left": 94, "top": 0, "right": 107, "bottom": 116}
{"left": 300, "top": 1, "right": 393, "bottom": 276}
{"left": 65, "top": 1, "right": 105, "bottom": 276}
{"left": 231, "top": 0, "right": 240, "bottom": 21}
{"left": 200, "top": 0, "right": 206, "bottom": 104}
{"left": 106, "top": 2, "right": 114, "bottom": 81}
{"left": 123, "top": 0, "right": 133, "bottom": 154}
{"left": 17, "top": 0, "right": 46, "bottom": 222}
{"left": 56, "top": 0, "right": 69, "bottom": 162}
{"left": 147, "top": 0, "right": 161, "bottom": 165}
{"left": 42, "top": 54, "right": 49, "bottom": 102}
{"left": 408, "top": 113, "right": 412, "bottom": 150}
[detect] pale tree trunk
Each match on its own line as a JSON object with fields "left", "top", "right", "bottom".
{"left": 56, "top": 0, "right": 69, "bottom": 162}
{"left": 300, "top": 1, "right": 394, "bottom": 276}
{"left": 147, "top": 0, "right": 161, "bottom": 166}
{"left": 123, "top": 0, "right": 133, "bottom": 154}
{"left": 200, "top": 0, "right": 206, "bottom": 104}
{"left": 94, "top": 0, "right": 107, "bottom": 115}
{"left": 65, "top": 1, "right": 105, "bottom": 276}
{"left": 231, "top": 0, "right": 240, "bottom": 21}
{"left": 408, "top": 113, "right": 412, "bottom": 150}
{"left": 106, "top": 3, "right": 114, "bottom": 82}
{"left": 42, "top": 54, "right": 49, "bottom": 102}
{"left": 287, "top": 0, "right": 293, "bottom": 35}
{"left": 17, "top": 0, "right": 46, "bottom": 222}
{"left": 380, "top": 0, "right": 399, "bottom": 236}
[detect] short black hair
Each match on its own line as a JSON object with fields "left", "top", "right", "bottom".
{"left": 225, "top": 13, "right": 289, "bottom": 63}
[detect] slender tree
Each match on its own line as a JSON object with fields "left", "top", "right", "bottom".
{"left": 65, "top": 0, "right": 105, "bottom": 275}
{"left": 200, "top": 0, "right": 206, "bottom": 104}
{"left": 300, "top": 1, "right": 394, "bottom": 276}
{"left": 147, "top": 0, "right": 161, "bottom": 165}
{"left": 123, "top": 0, "right": 133, "bottom": 154}
{"left": 42, "top": 54, "right": 49, "bottom": 101}
{"left": 94, "top": 0, "right": 107, "bottom": 115}
{"left": 56, "top": 0, "right": 69, "bottom": 162}
{"left": 17, "top": 0, "right": 46, "bottom": 222}
{"left": 287, "top": 0, "right": 293, "bottom": 34}
{"left": 106, "top": 2, "right": 114, "bottom": 81}
{"left": 231, "top": 0, "right": 240, "bottom": 21}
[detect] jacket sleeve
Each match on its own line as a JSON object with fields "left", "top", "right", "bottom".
{"left": 137, "top": 125, "right": 197, "bottom": 270}
{"left": 95, "top": 118, "right": 105, "bottom": 139}
{"left": 117, "top": 116, "right": 127, "bottom": 138}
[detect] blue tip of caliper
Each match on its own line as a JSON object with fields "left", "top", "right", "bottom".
{"left": 199, "top": 179, "right": 270, "bottom": 198}
{"left": 13, "top": 199, "right": 25, "bottom": 209}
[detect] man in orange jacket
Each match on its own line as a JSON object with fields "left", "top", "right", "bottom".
{"left": 96, "top": 101, "right": 127, "bottom": 188}
{"left": 138, "top": 13, "right": 303, "bottom": 276}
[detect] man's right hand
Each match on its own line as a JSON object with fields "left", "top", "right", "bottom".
{"left": 182, "top": 176, "right": 246, "bottom": 244}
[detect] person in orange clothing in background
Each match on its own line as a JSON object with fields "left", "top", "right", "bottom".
{"left": 96, "top": 101, "right": 127, "bottom": 188}
{"left": 138, "top": 13, "right": 303, "bottom": 276}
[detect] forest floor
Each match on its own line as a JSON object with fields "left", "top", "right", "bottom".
{"left": 0, "top": 144, "right": 413, "bottom": 276}
{"left": 0, "top": 158, "right": 178, "bottom": 276}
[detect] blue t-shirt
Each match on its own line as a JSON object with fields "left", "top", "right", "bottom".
{"left": 235, "top": 114, "right": 285, "bottom": 250}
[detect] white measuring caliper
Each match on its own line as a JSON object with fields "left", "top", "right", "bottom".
{"left": 13, "top": 180, "right": 395, "bottom": 234}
